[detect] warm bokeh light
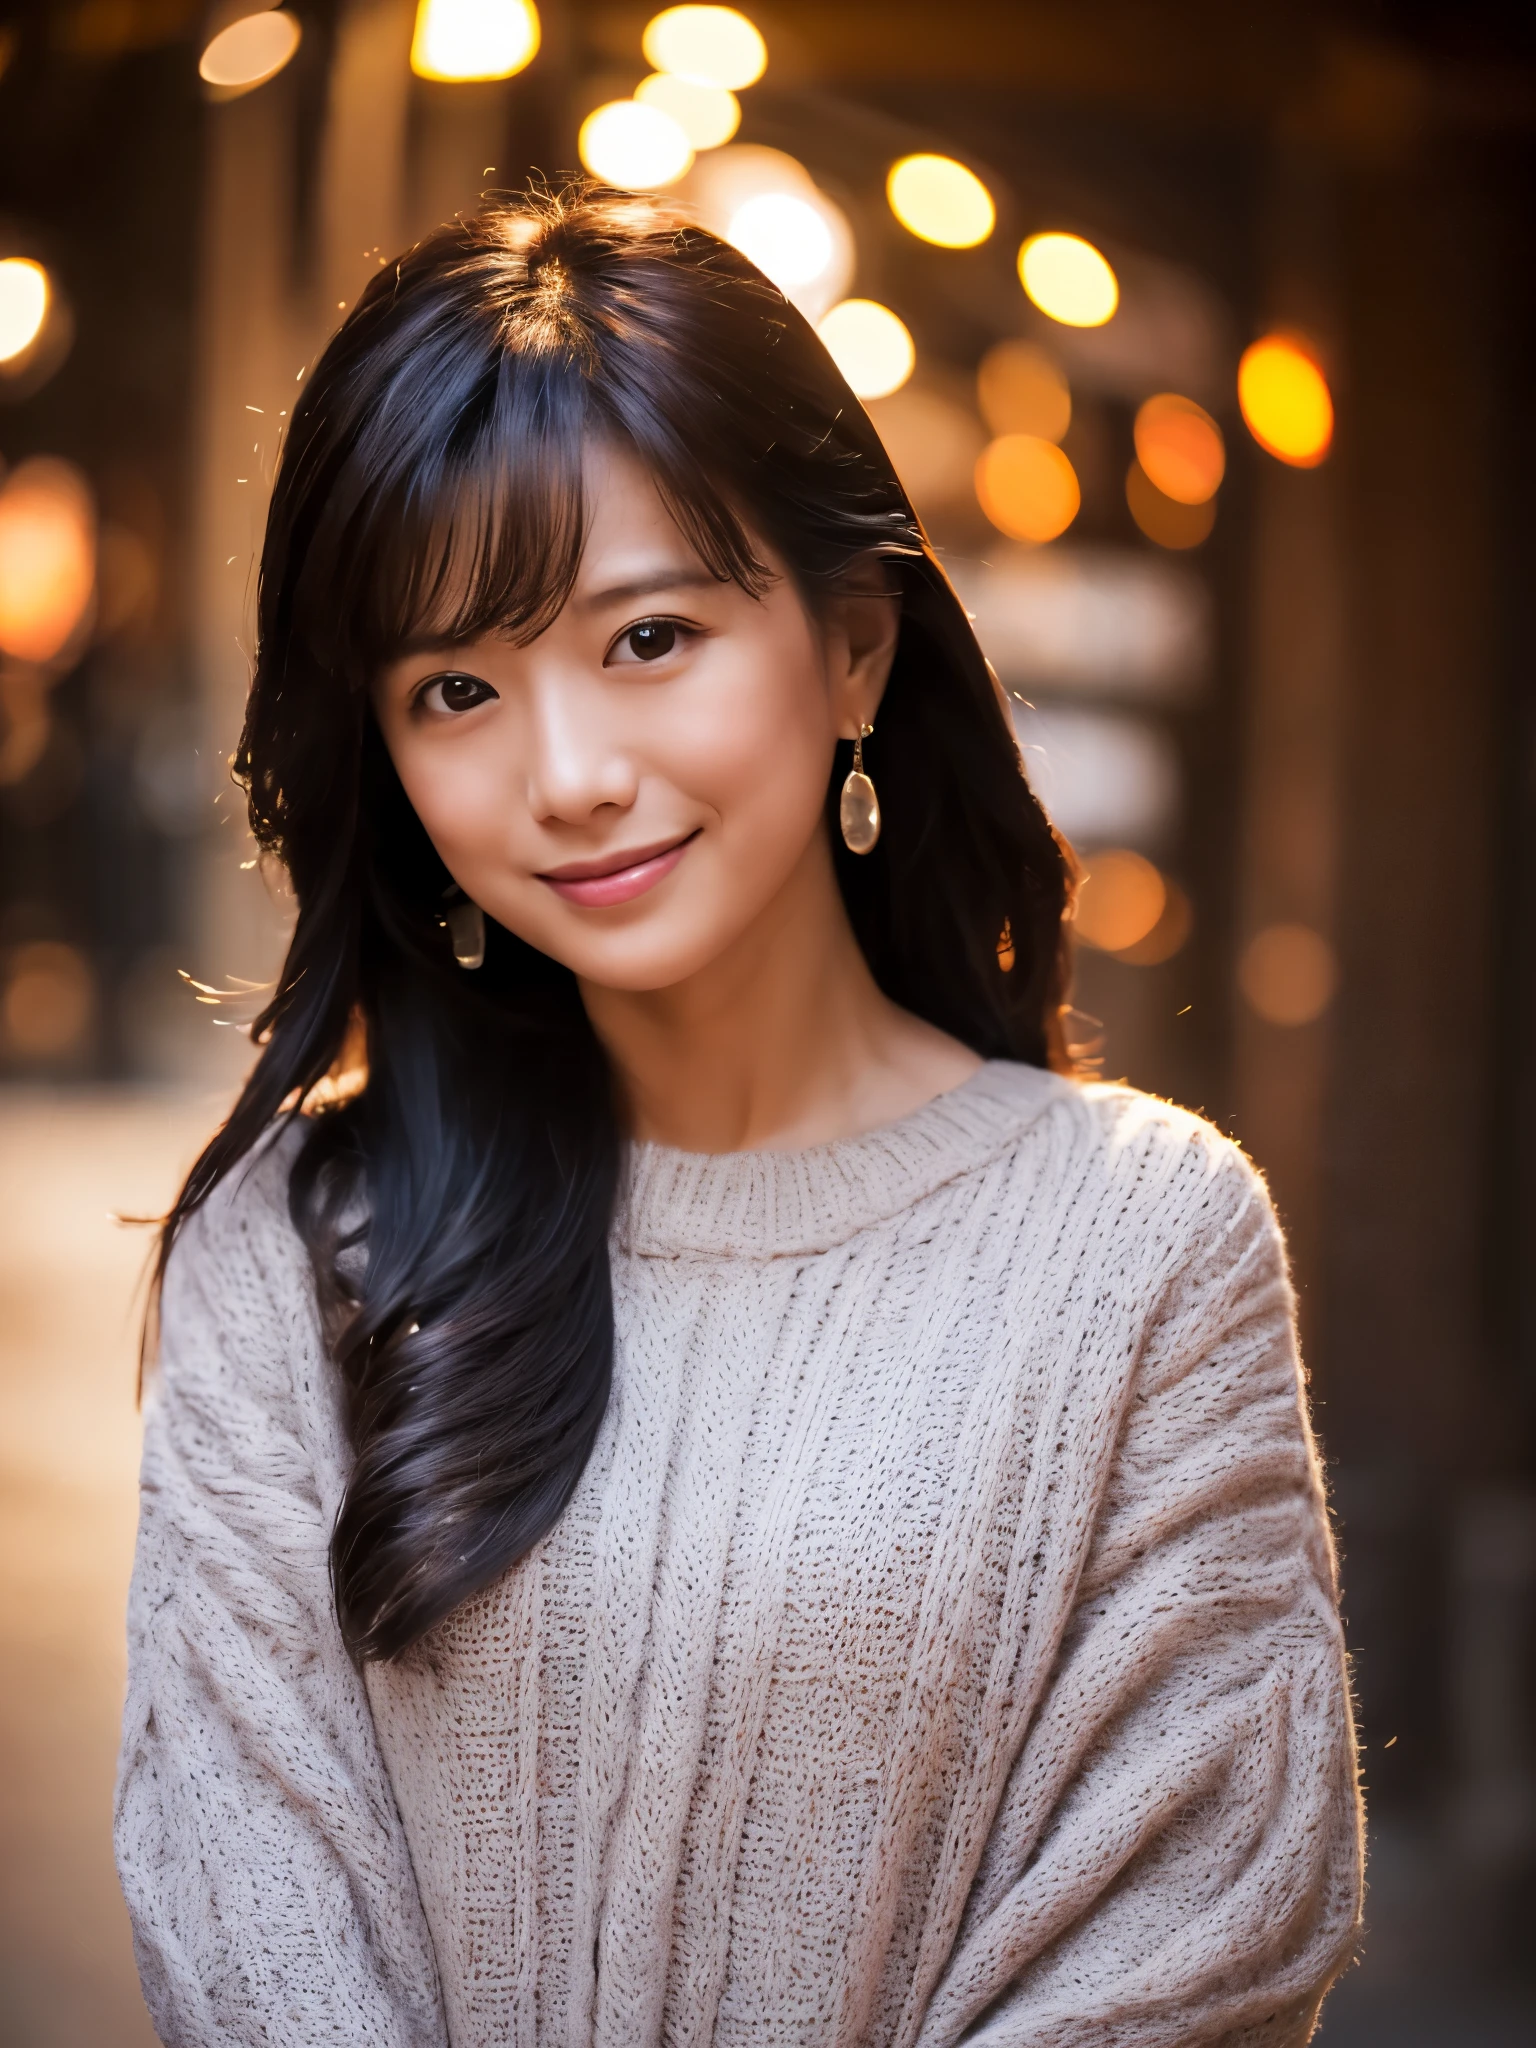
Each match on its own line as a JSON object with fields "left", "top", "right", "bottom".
{"left": 0, "top": 457, "right": 96, "bottom": 664}
{"left": 0, "top": 258, "right": 49, "bottom": 364}
{"left": 198, "top": 8, "right": 302, "bottom": 91}
{"left": 642, "top": 5, "right": 766, "bottom": 89}
{"left": 977, "top": 339, "right": 1070, "bottom": 442}
{"left": 975, "top": 434, "right": 1081, "bottom": 544}
{"left": 886, "top": 155, "right": 994, "bottom": 249}
{"left": 864, "top": 386, "right": 984, "bottom": 513}
{"left": 1075, "top": 850, "right": 1167, "bottom": 953}
{"left": 578, "top": 100, "right": 693, "bottom": 190}
{"left": 410, "top": 0, "right": 540, "bottom": 80}
{"left": 1125, "top": 460, "right": 1216, "bottom": 550}
{"left": 1239, "top": 922, "right": 1337, "bottom": 1025}
{"left": 816, "top": 299, "right": 915, "bottom": 400}
{"left": 1133, "top": 393, "right": 1224, "bottom": 504}
{"left": 634, "top": 71, "right": 739, "bottom": 149}
{"left": 0, "top": 941, "right": 94, "bottom": 1059}
{"left": 1018, "top": 232, "right": 1118, "bottom": 328}
{"left": 726, "top": 191, "right": 832, "bottom": 290}
{"left": 679, "top": 146, "right": 852, "bottom": 317}
{"left": 1238, "top": 335, "right": 1334, "bottom": 467}
{"left": 1114, "top": 877, "right": 1192, "bottom": 965}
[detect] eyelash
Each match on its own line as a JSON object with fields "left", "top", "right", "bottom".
{"left": 414, "top": 671, "right": 497, "bottom": 717}
{"left": 604, "top": 615, "right": 698, "bottom": 666}
{"left": 411, "top": 614, "right": 699, "bottom": 714}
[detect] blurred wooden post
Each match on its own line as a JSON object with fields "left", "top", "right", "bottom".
{"left": 189, "top": 73, "right": 301, "bottom": 1051}
{"left": 190, "top": 0, "right": 414, "bottom": 1040}
{"left": 1231, "top": 146, "right": 1345, "bottom": 1349}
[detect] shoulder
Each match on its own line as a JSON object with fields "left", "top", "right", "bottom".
{"left": 984, "top": 1065, "right": 1281, "bottom": 1280}
{"left": 165, "top": 1114, "right": 312, "bottom": 1294}
{"left": 156, "top": 1116, "right": 320, "bottom": 1406}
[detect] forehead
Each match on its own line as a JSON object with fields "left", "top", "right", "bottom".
{"left": 573, "top": 440, "right": 705, "bottom": 578}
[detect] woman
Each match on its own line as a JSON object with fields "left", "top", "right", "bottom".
{"left": 116, "top": 188, "right": 1362, "bottom": 2047}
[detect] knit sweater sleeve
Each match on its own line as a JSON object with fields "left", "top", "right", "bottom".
{"left": 920, "top": 1124, "right": 1363, "bottom": 2048}
{"left": 114, "top": 1139, "right": 447, "bottom": 2048}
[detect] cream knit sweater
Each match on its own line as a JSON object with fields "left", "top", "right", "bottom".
{"left": 116, "top": 1062, "right": 1362, "bottom": 2048}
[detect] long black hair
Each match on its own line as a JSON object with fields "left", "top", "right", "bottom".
{"left": 157, "top": 185, "right": 1074, "bottom": 1662}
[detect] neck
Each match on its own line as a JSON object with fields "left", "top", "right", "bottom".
{"left": 578, "top": 830, "right": 980, "bottom": 1154}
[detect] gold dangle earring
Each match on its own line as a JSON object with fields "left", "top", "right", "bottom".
{"left": 840, "top": 722, "right": 881, "bottom": 855}
{"left": 444, "top": 888, "right": 486, "bottom": 970}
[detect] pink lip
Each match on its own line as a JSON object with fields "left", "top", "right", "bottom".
{"left": 537, "top": 831, "right": 699, "bottom": 907}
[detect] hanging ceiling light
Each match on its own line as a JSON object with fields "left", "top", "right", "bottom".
{"left": 198, "top": 8, "right": 302, "bottom": 94}
{"left": 410, "top": 0, "right": 541, "bottom": 82}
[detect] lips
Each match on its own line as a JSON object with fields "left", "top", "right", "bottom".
{"left": 536, "top": 830, "right": 699, "bottom": 908}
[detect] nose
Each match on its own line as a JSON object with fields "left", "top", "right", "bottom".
{"left": 523, "top": 668, "right": 638, "bottom": 825}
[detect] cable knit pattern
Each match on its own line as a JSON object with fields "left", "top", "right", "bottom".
{"left": 116, "top": 1062, "right": 1362, "bottom": 2047}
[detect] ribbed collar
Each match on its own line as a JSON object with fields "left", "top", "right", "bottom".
{"left": 616, "top": 1059, "right": 1070, "bottom": 1260}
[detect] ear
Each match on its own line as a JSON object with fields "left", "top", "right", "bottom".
{"left": 820, "top": 557, "right": 901, "bottom": 739}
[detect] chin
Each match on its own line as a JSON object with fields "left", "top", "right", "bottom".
{"left": 545, "top": 916, "right": 744, "bottom": 994}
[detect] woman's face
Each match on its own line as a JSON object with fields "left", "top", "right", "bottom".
{"left": 373, "top": 442, "right": 895, "bottom": 993}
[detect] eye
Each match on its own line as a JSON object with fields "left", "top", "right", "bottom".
{"left": 608, "top": 617, "right": 685, "bottom": 665}
{"left": 417, "top": 671, "right": 497, "bottom": 715}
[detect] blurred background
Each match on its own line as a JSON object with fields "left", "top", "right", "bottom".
{"left": 1, "top": 1, "right": 1533, "bottom": 2041}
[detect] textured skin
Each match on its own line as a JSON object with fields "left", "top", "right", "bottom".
{"left": 116, "top": 1063, "right": 1363, "bottom": 2047}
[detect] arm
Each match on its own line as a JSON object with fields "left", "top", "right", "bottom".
{"left": 921, "top": 1138, "right": 1362, "bottom": 2048}
{"left": 115, "top": 1142, "right": 447, "bottom": 2047}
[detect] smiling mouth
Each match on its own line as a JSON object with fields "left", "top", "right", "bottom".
{"left": 536, "top": 830, "right": 701, "bottom": 908}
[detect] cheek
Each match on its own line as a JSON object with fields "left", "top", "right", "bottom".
{"left": 388, "top": 735, "right": 513, "bottom": 879}
{"left": 681, "top": 616, "right": 833, "bottom": 836}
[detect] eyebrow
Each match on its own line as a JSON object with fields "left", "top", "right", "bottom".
{"left": 573, "top": 567, "right": 725, "bottom": 613}
{"left": 387, "top": 567, "right": 732, "bottom": 664}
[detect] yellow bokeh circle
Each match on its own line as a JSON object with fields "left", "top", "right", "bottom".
{"left": 886, "top": 155, "right": 995, "bottom": 249}
{"left": 641, "top": 5, "right": 766, "bottom": 89}
{"left": 1238, "top": 336, "right": 1333, "bottom": 467}
{"left": 816, "top": 300, "right": 915, "bottom": 400}
{"left": 1018, "top": 233, "right": 1118, "bottom": 328}
{"left": 1133, "top": 393, "right": 1224, "bottom": 504}
{"left": 975, "top": 434, "right": 1080, "bottom": 544}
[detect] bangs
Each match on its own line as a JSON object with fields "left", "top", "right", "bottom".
{"left": 297, "top": 311, "right": 776, "bottom": 677}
